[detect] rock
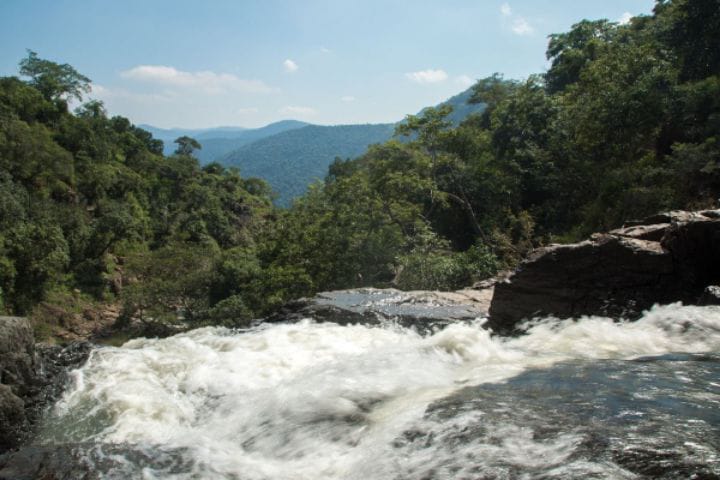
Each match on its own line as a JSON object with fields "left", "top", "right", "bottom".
{"left": 0, "top": 317, "right": 36, "bottom": 453}
{"left": 28, "top": 342, "right": 93, "bottom": 418}
{"left": 0, "top": 385, "right": 25, "bottom": 453}
{"left": 699, "top": 286, "right": 720, "bottom": 306}
{"left": 265, "top": 287, "right": 492, "bottom": 333}
{"left": 0, "top": 317, "right": 92, "bottom": 455}
{"left": 608, "top": 223, "right": 670, "bottom": 242}
{"left": 0, "top": 445, "right": 88, "bottom": 480}
{"left": 0, "top": 317, "right": 36, "bottom": 397}
{"left": 488, "top": 209, "right": 720, "bottom": 333}
{"left": 265, "top": 298, "right": 378, "bottom": 326}
{"left": 0, "top": 444, "right": 192, "bottom": 480}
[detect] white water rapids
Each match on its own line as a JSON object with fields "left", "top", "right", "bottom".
{"left": 38, "top": 303, "right": 720, "bottom": 479}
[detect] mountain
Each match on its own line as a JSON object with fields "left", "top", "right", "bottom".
{"left": 432, "top": 85, "right": 482, "bottom": 125}
{"left": 194, "top": 120, "right": 309, "bottom": 165}
{"left": 138, "top": 125, "right": 246, "bottom": 154}
{"left": 220, "top": 86, "right": 485, "bottom": 206}
{"left": 221, "top": 124, "right": 396, "bottom": 205}
{"left": 138, "top": 121, "right": 309, "bottom": 160}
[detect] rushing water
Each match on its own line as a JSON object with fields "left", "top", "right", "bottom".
{"left": 34, "top": 303, "right": 720, "bottom": 479}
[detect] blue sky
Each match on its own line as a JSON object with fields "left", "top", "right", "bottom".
{"left": 0, "top": 0, "right": 656, "bottom": 128}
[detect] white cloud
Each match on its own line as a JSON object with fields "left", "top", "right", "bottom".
{"left": 120, "top": 65, "right": 272, "bottom": 94}
{"left": 320, "top": 47, "right": 331, "bottom": 54}
{"left": 89, "top": 83, "right": 175, "bottom": 103}
{"left": 511, "top": 17, "right": 534, "bottom": 35}
{"left": 236, "top": 107, "right": 259, "bottom": 114}
{"left": 279, "top": 105, "right": 317, "bottom": 116}
{"left": 341, "top": 95, "right": 356, "bottom": 102}
{"left": 405, "top": 69, "right": 448, "bottom": 84}
{"left": 499, "top": 3, "right": 534, "bottom": 36}
{"left": 455, "top": 75, "right": 474, "bottom": 88}
{"left": 618, "top": 12, "right": 633, "bottom": 25}
{"left": 89, "top": 83, "right": 108, "bottom": 95}
{"left": 283, "top": 59, "right": 299, "bottom": 73}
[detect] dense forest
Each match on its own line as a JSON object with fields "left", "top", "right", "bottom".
{"left": 1, "top": 0, "right": 718, "bottom": 339}
{"left": 221, "top": 123, "right": 396, "bottom": 205}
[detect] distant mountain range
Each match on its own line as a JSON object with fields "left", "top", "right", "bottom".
{"left": 138, "top": 120, "right": 309, "bottom": 163}
{"left": 221, "top": 123, "right": 397, "bottom": 204}
{"left": 140, "top": 85, "right": 484, "bottom": 206}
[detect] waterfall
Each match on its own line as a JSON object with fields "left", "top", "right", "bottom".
{"left": 33, "top": 303, "right": 720, "bottom": 479}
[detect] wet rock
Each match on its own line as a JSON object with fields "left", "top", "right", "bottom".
{"left": 0, "top": 316, "right": 92, "bottom": 454}
{"left": 265, "top": 287, "right": 492, "bottom": 333}
{"left": 0, "top": 385, "right": 25, "bottom": 453}
{"left": 0, "top": 317, "right": 36, "bottom": 453}
{"left": 264, "top": 297, "right": 377, "bottom": 326}
{"left": 0, "top": 444, "right": 193, "bottom": 480}
{"left": 0, "top": 445, "right": 90, "bottom": 480}
{"left": 699, "top": 286, "right": 720, "bottom": 306}
{"left": 489, "top": 209, "right": 720, "bottom": 333}
{"left": 0, "top": 317, "right": 36, "bottom": 396}
{"left": 28, "top": 342, "right": 93, "bottom": 421}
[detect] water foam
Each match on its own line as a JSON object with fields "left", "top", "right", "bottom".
{"left": 39, "top": 303, "right": 720, "bottom": 479}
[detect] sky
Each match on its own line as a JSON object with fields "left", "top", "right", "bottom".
{"left": 0, "top": 0, "right": 656, "bottom": 129}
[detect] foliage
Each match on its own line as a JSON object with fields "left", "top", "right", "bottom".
{"left": 395, "top": 230, "right": 499, "bottom": 290}
{"left": 2, "top": 2, "right": 720, "bottom": 337}
{"left": 174, "top": 135, "right": 202, "bottom": 156}
{"left": 0, "top": 54, "right": 275, "bottom": 325}
{"left": 19, "top": 50, "right": 91, "bottom": 102}
{"left": 120, "top": 243, "right": 217, "bottom": 326}
{"left": 222, "top": 124, "right": 396, "bottom": 206}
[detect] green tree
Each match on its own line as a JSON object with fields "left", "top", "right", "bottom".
{"left": 19, "top": 50, "right": 91, "bottom": 102}
{"left": 174, "top": 135, "right": 202, "bottom": 156}
{"left": 120, "top": 242, "right": 218, "bottom": 327}
{"left": 545, "top": 20, "right": 617, "bottom": 93}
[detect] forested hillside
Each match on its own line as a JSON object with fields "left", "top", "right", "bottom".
{"left": 1, "top": 0, "right": 718, "bottom": 339}
{"left": 140, "top": 120, "right": 309, "bottom": 163}
{"left": 221, "top": 123, "right": 396, "bottom": 205}
{"left": 0, "top": 52, "right": 282, "bottom": 333}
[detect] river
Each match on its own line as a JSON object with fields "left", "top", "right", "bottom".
{"left": 33, "top": 302, "right": 720, "bottom": 479}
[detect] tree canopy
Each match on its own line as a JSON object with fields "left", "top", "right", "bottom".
{"left": 18, "top": 50, "right": 91, "bottom": 102}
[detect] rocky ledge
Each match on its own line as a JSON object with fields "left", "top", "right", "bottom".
{"left": 488, "top": 209, "right": 720, "bottom": 333}
{"left": 0, "top": 317, "right": 91, "bottom": 455}
{"left": 264, "top": 287, "right": 493, "bottom": 333}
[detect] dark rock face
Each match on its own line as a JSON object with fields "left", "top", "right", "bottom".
{"left": 0, "top": 317, "right": 36, "bottom": 453}
{"left": 0, "top": 317, "right": 36, "bottom": 395}
{"left": 488, "top": 210, "right": 720, "bottom": 333}
{"left": 700, "top": 286, "right": 720, "bottom": 305}
{"left": 0, "top": 385, "right": 25, "bottom": 453}
{"left": 0, "top": 317, "right": 91, "bottom": 454}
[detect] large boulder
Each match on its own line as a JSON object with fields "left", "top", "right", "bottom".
{"left": 0, "top": 317, "right": 36, "bottom": 396}
{"left": 488, "top": 210, "right": 720, "bottom": 333}
{"left": 0, "top": 385, "right": 25, "bottom": 453}
{"left": 0, "top": 317, "right": 92, "bottom": 454}
{"left": 0, "top": 317, "right": 35, "bottom": 453}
